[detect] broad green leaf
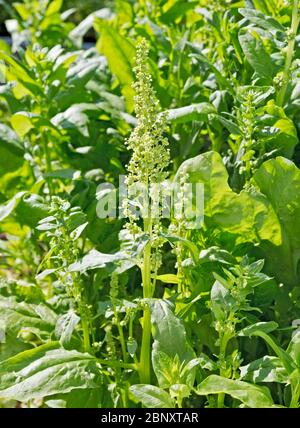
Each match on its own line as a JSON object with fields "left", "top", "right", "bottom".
{"left": 0, "top": 296, "right": 56, "bottom": 339}
{"left": 239, "top": 321, "right": 295, "bottom": 373}
{"left": 0, "top": 123, "right": 24, "bottom": 173}
{"left": 239, "top": 321, "right": 278, "bottom": 337}
{"left": 164, "top": 103, "right": 215, "bottom": 124}
{"left": 239, "top": 29, "right": 274, "bottom": 80}
{"left": 16, "top": 194, "right": 49, "bottom": 228}
{"left": 68, "top": 249, "right": 122, "bottom": 273}
{"left": 0, "top": 343, "right": 102, "bottom": 401}
{"left": 151, "top": 351, "right": 176, "bottom": 388}
{"left": 189, "top": 47, "right": 231, "bottom": 91}
{"left": 196, "top": 375, "right": 275, "bottom": 408}
{"left": 254, "top": 157, "right": 300, "bottom": 285}
{"left": 46, "top": 0, "right": 63, "bottom": 16}
{"left": 150, "top": 301, "right": 196, "bottom": 388}
{"left": 0, "top": 52, "right": 43, "bottom": 97}
{"left": 160, "top": 1, "right": 198, "bottom": 24}
{"left": 55, "top": 311, "right": 80, "bottom": 347}
{"left": 51, "top": 104, "right": 100, "bottom": 137}
{"left": 10, "top": 112, "right": 34, "bottom": 137}
{"left": 175, "top": 151, "right": 281, "bottom": 245}
{"left": 210, "top": 280, "right": 235, "bottom": 321}
{"left": 129, "top": 384, "right": 175, "bottom": 408}
{"left": 287, "top": 332, "right": 300, "bottom": 367}
{"left": 0, "top": 191, "right": 26, "bottom": 222}
{"left": 240, "top": 356, "right": 288, "bottom": 383}
{"left": 199, "top": 246, "right": 236, "bottom": 265}
{"left": 45, "top": 388, "right": 105, "bottom": 408}
{"left": 95, "top": 21, "right": 135, "bottom": 110}
{"left": 155, "top": 274, "right": 179, "bottom": 284}
{"left": 217, "top": 114, "right": 243, "bottom": 135}
{"left": 0, "top": 123, "right": 24, "bottom": 160}
{"left": 150, "top": 299, "right": 194, "bottom": 363}
{"left": 239, "top": 8, "right": 285, "bottom": 32}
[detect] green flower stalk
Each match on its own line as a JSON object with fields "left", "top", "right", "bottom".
{"left": 126, "top": 39, "right": 169, "bottom": 190}
{"left": 276, "top": 0, "right": 300, "bottom": 107}
{"left": 125, "top": 38, "right": 170, "bottom": 384}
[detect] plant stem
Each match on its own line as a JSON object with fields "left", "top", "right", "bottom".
{"left": 276, "top": 0, "right": 300, "bottom": 107}
{"left": 139, "top": 217, "right": 152, "bottom": 384}
{"left": 81, "top": 308, "right": 91, "bottom": 353}
{"left": 290, "top": 376, "right": 300, "bottom": 408}
{"left": 115, "top": 313, "right": 128, "bottom": 363}
{"left": 217, "top": 331, "right": 230, "bottom": 408}
{"left": 72, "top": 273, "right": 91, "bottom": 353}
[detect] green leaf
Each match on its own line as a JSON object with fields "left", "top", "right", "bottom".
{"left": 149, "top": 299, "right": 194, "bottom": 363}
{"left": 16, "top": 194, "right": 49, "bottom": 227}
{"left": 254, "top": 157, "right": 300, "bottom": 285}
{"left": 0, "top": 52, "right": 43, "bottom": 97}
{"left": 151, "top": 351, "right": 176, "bottom": 388}
{"left": 175, "top": 151, "right": 281, "bottom": 245}
{"left": 0, "top": 124, "right": 24, "bottom": 173}
{"left": 46, "top": 0, "right": 63, "bottom": 16}
{"left": 217, "top": 114, "right": 243, "bottom": 135}
{"left": 155, "top": 274, "right": 179, "bottom": 284}
{"left": 240, "top": 356, "right": 288, "bottom": 383}
{"left": 239, "top": 321, "right": 278, "bottom": 337}
{"left": 189, "top": 47, "right": 231, "bottom": 91}
{"left": 68, "top": 249, "right": 122, "bottom": 273}
{"left": 287, "top": 332, "right": 300, "bottom": 367}
{"left": 239, "top": 29, "right": 274, "bottom": 80}
{"left": 239, "top": 8, "right": 285, "bottom": 32}
{"left": 10, "top": 112, "right": 34, "bottom": 138}
{"left": 239, "top": 321, "right": 295, "bottom": 374}
{"left": 164, "top": 103, "right": 215, "bottom": 124}
{"left": 0, "top": 296, "right": 56, "bottom": 339}
{"left": 0, "top": 343, "right": 102, "bottom": 401}
{"left": 210, "top": 280, "right": 235, "bottom": 321}
{"left": 55, "top": 311, "right": 80, "bottom": 347}
{"left": 95, "top": 21, "right": 135, "bottom": 110}
{"left": 199, "top": 246, "right": 236, "bottom": 265}
{"left": 196, "top": 375, "right": 275, "bottom": 407}
{"left": 51, "top": 104, "right": 100, "bottom": 137}
{"left": 45, "top": 388, "right": 105, "bottom": 408}
{"left": 160, "top": 1, "right": 198, "bottom": 24}
{"left": 129, "top": 384, "right": 175, "bottom": 408}
{"left": 0, "top": 191, "right": 26, "bottom": 222}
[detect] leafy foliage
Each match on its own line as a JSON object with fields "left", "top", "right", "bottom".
{"left": 0, "top": 0, "right": 300, "bottom": 409}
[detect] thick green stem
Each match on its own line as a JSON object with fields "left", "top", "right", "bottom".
{"left": 72, "top": 274, "right": 91, "bottom": 353}
{"left": 139, "top": 218, "right": 152, "bottom": 384}
{"left": 276, "top": 0, "right": 300, "bottom": 107}
{"left": 217, "top": 332, "right": 230, "bottom": 408}
{"left": 42, "top": 133, "right": 53, "bottom": 195}
{"left": 290, "top": 376, "right": 300, "bottom": 408}
{"left": 81, "top": 309, "right": 91, "bottom": 353}
{"left": 116, "top": 314, "right": 128, "bottom": 363}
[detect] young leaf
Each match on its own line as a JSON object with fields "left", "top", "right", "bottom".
{"left": 239, "top": 29, "right": 274, "bottom": 80}
{"left": 130, "top": 384, "right": 175, "bottom": 408}
{"left": 240, "top": 356, "right": 288, "bottom": 383}
{"left": 55, "top": 311, "right": 80, "bottom": 347}
{"left": 0, "top": 343, "right": 102, "bottom": 401}
{"left": 95, "top": 21, "right": 135, "bottom": 110}
{"left": 196, "top": 375, "right": 276, "bottom": 408}
{"left": 239, "top": 8, "right": 285, "bottom": 33}
{"left": 239, "top": 321, "right": 278, "bottom": 337}
{"left": 164, "top": 103, "right": 215, "bottom": 124}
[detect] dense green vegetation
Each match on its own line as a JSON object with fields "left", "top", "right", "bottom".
{"left": 0, "top": 0, "right": 300, "bottom": 408}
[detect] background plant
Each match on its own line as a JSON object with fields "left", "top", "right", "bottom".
{"left": 0, "top": 0, "right": 300, "bottom": 409}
